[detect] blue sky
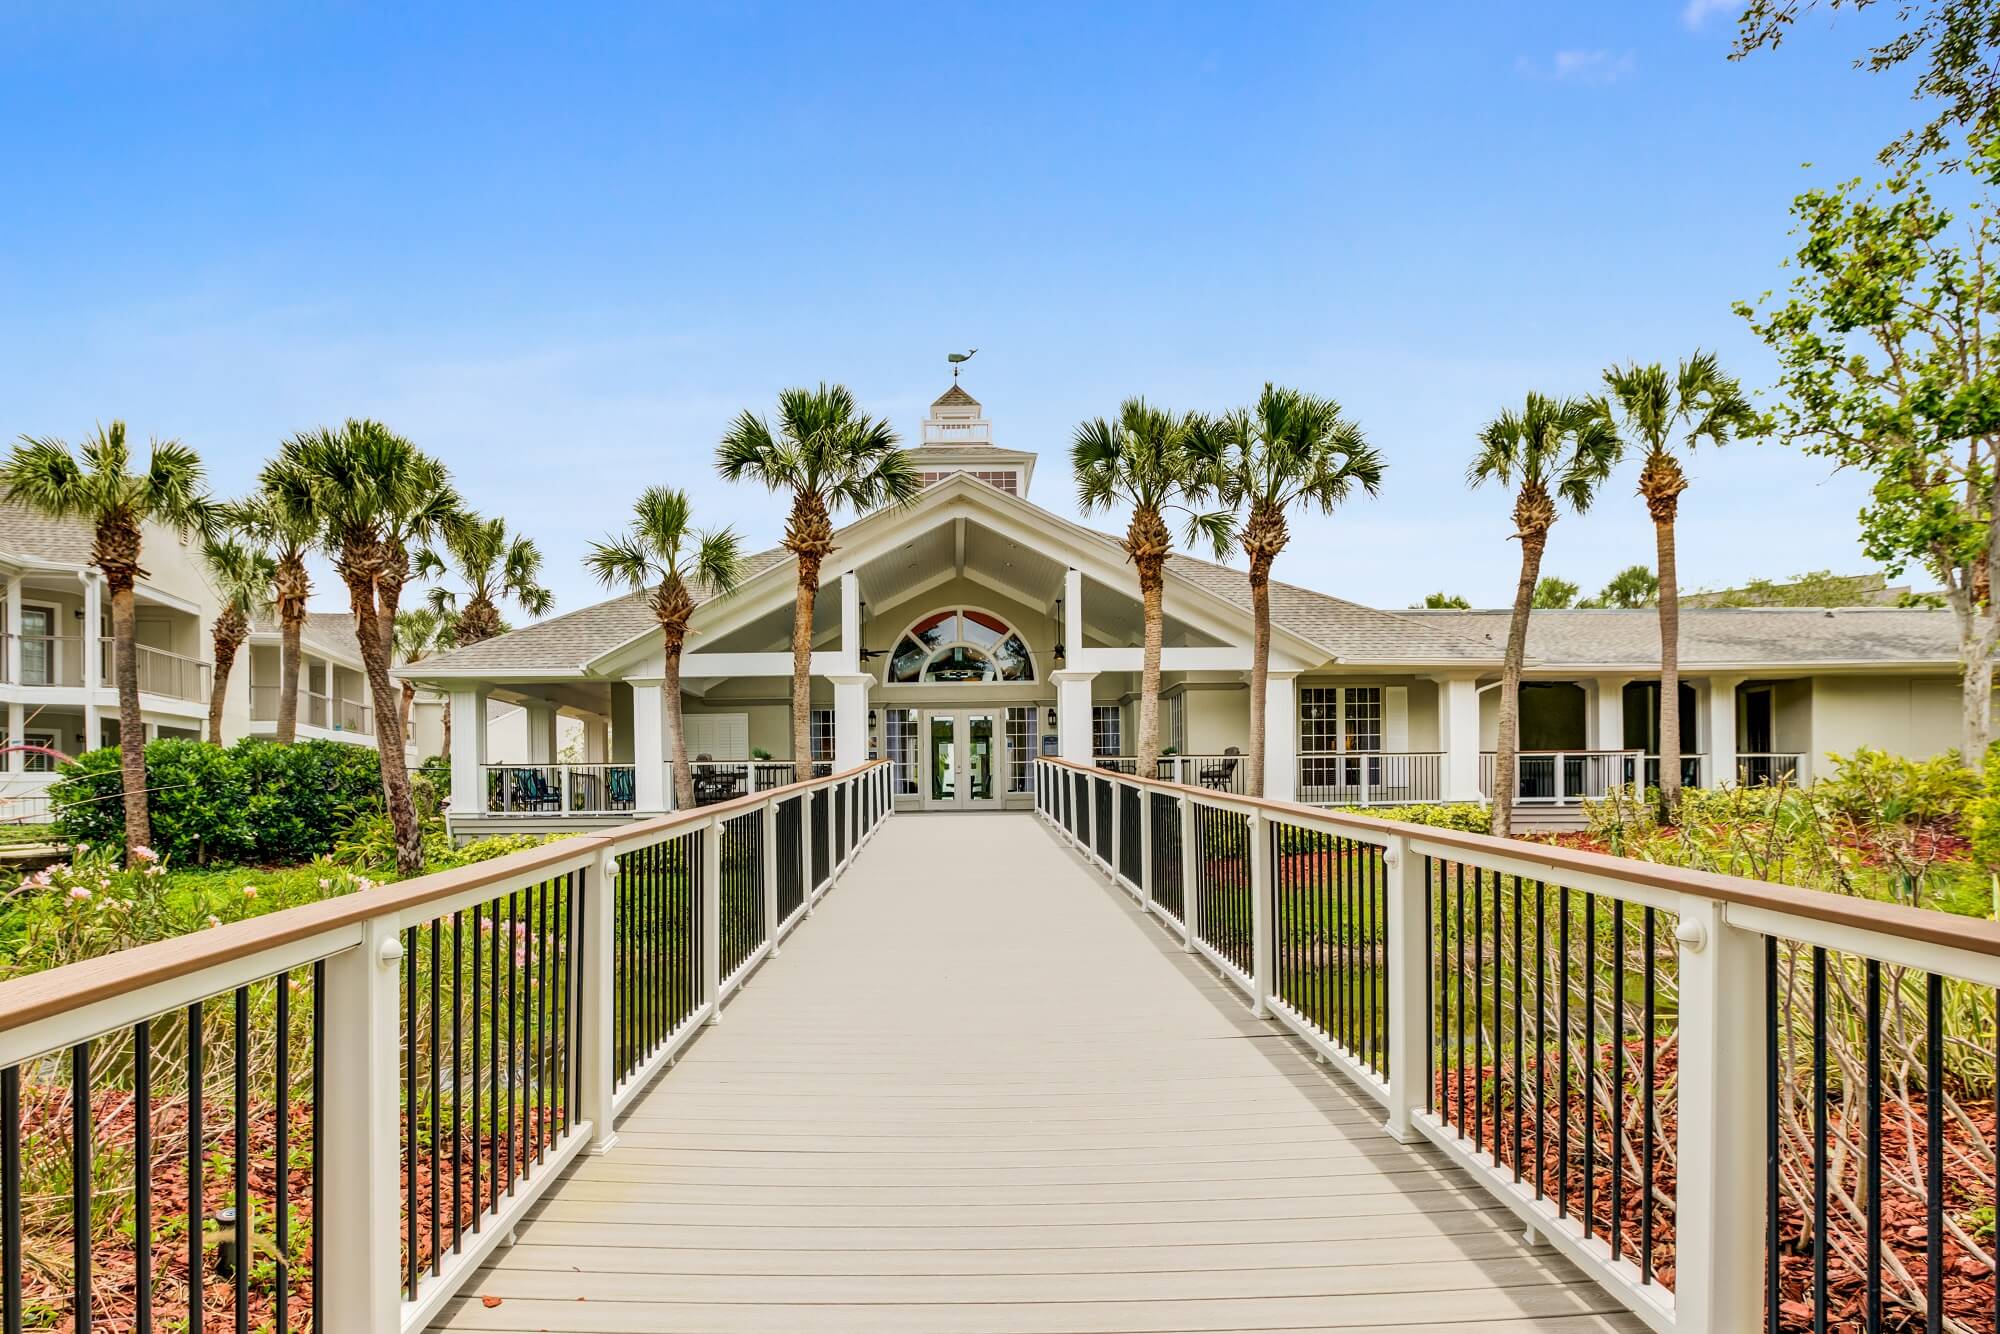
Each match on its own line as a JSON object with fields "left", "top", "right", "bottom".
{"left": 0, "top": 2, "right": 1924, "bottom": 614}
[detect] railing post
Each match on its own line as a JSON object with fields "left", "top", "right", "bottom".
{"left": 702, "top": 817, "right": 722, "bottom": 1023}
{"left": 577, "top": 849, "right": 620, "bottom": 1154}
{"left": 1381, "top": 833, "right": 1427, "bottom": 1143}
{"left": 1672, "top": 897, "right": 1766, "bottom": 1334}
{"left": 1081, "top": 771, "right": 1095, "bottom": 862}
{"left": 1249, "top": 809, "right": 1270, "bottom": 1019}
{"left": 761, "top": 797, "right": 780, "bottom": 954}
{"left": 1108, "top": 777, "right": 1122, "bottom": 886}
{"left": 1177, "top": 792, "right": 1196, "bottom": 952}
{"left": 801, "top": 789, "right": 815, "bottom": 915}
{"left": 1138, "top": 781, "right": 1153, "bottom": 906}
{"left": 315, "top": 918, "right": 403, "bottom": 1330}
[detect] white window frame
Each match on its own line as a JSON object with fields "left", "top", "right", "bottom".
{"left": 1091, "top": 704, "right": 1122, "bottom": 758}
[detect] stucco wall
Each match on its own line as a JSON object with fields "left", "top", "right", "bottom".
{"left": 1809, "top": 674, "right": 1964, "bottom": 762}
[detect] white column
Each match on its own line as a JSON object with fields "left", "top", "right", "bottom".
{"left": 81, "top": 573, "right": 102, "bottom": 689}
{"left": 583, "top": 716, "right": 609, "bottom": 763}
{"left": 830, "top": 674, "right": 870, "bottom": 771}
{"left": 1437, "top": 675, "right": 1483, "bottom": 802}
{"left": 1064, "top": 568, "right": 1084, "bottom": 654}
{"left": 4, "top": 572, "right": 20, "bottom": 687}
{"left": 1052, "top": 669, "right": 1097, "bottom": 762}
{"left": 1262, "top": 672, "right": 1298, "bottom": 803}
{"left": 629, "top": 678, "right": 667, "bottom": 811}
{"left": 1593, "top": 676, "right": 1628, "bottom": 751}
{"left": 1707, "top": 676, "right": 1740, "bottom": 790}
{"left": 522, "top": 702, "right": 557, "bottom": 763}
{"left": 839, "top": 571, "right": 861, "bottom": 674}
{"left": 83, "top": 702, "right": 100, "bottom": 752}
{"left": 448, "top": 688, "right": 487, "bottom": 816}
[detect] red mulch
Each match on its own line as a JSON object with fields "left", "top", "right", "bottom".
{"left": 1435, "top": 1041, "right": 1999, "bottom": 1332}
{"left": 15, "top": 1081, "right": 567, "bottom": 1331}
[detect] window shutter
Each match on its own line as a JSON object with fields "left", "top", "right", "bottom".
{"left": 1385, "top": 687, "right": 1409, "bottom": 752}
{"left": 684, "top": 713, "right": 750, "bottom": 760}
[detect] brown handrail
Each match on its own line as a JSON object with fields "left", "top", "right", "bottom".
{"left": 1042, "top": 756, "right": 2000, "bottom": 961}
{"left": 0, "top": 761, "right": 890, "bottom": 1037}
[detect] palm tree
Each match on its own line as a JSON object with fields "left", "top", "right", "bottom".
{"left": 1600, "top": 354, "right": 1756, "bottom": 811}
{"left": 393, "top": 607, "right": 453, "bottom": 748}
{"left": 717, "top": 384, "right": 917, "bottom": 776}
{"left": 586, "top": 487, "right": 745, "bottom": 809}
{"left": 1074, "top": 399, "right": 1235, "bottom": 782}
{"left": 418, "top": 514, "right": 555, "bottom": 647}
{"left": 200, "top": 536, "right": 274, "bottom": 745}
{"left": 265, "top": 420, "right": 463, "bottom": 874}
{"left": 1468, "top": 395, "right": 1622, "bottom": 837}
{"left": 0, "top": 423, "right": 212, "bottom": 856}
{"left": 224, "top": 487, "right": 318, "bottom": 743}
{"left": 1578, "top": 564, "right": 1658, "bottom": 610}
{"left": 1188, "top": 385, "right": 1382, "bottom": 798}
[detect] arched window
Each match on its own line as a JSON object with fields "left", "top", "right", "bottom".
{"left": 885, "top": 607, "right": 1036, "bottom": 683}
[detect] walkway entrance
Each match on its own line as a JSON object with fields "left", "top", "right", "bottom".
{"left": 432, "top": 814, "right": 1640, "bottom": 1332}
{"left": 920, "top": 708, "right": 999, "bottom": 810}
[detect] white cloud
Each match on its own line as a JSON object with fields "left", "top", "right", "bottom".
{"left": 1551, "top": 49, "right": 1636, "bottom": 84}
{"left": 1682, "top": 0, "right": 1734, "bottom": 29}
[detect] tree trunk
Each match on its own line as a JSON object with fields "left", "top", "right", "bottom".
{"left": 1964, "top": 638, "right": 1995, "bottom": 766}
{"left": 1491, "top": 527, "right": 1548, "bottom": 838}
{"left": 664, "top": 626, "right": 694, "bottom": 810}
{"left": 441, "top": 696, "right": 453, "bottom": 765}
{"left": 345, "top": 562, "right": 423, "bottom": 875}
{"left": 1247, "top": 553, "right": 1274, "bottom": 799}
{"left": 400, "top": 680, "right": 416, "bottom": 746}
{"left": 1654, "top": 515, "right": 1683, "bottom": 814}
{"left": 277, "top": 605, "right": 304, "bottom": 745}
{"left": 108, "top": 579, "right": 151, "bottom": 856}
{"left": 789, "top": 570, "right": 817, "bottom": 778}
{"left": 208, "top": 614, "right": 245, "bottom": 746}
{"left": 1137, "top": 559, "right": 1165, "bottom": 780}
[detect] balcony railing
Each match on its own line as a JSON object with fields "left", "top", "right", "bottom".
{"left": 125, "top": 641, "right": 209, "bottom": 704}
{"left": 0, "top": 635, "right": 209, "bottom": 702}
{"left": 1299, "top": 751, "right": 1444, "bottom": 806}
{"left": 250, "top": 686, "right": 374, "bottom": 735}
{"left": 1737, "top": 752, "right": 1805, "bottom": 787}
{"left": 1479, "top": 749, "right": 1646, "bottom": 804}
{"left": 921, "top": 420, "right": 992, "bottom": 443}
{"left": 1037, "top": 755, "right": 2000, "bottom": 1332}
{"left": 1156, "top": 752, "right": 1247, "bottom": 795}
{"left": 688, "top": 760, "right": 801, "bottom": 807}
{"left": 0, "top": 761, "right": 893, "bottom": 1329}
{"left": 482, "top": 763, "right": 639, "bottom": 815}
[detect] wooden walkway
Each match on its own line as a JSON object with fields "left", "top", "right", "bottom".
{"left": 432, "top": 812, "right": 1645, "bottom": 1333}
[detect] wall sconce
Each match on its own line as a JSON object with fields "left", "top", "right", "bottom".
{"left": 1045, "top": 708, "right": 1057, "bottom": 729}
{"left": 868, "top": 710, "right": 877, "bottom": 726}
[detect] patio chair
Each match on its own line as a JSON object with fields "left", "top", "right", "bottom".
{"left": 691, "top": 754, "right": 742, "bottom": 806}
{"left": 1198, "top": 747, "right": 1241, "bottom": 792}
{"left": 606, "top": 765, "right": 636, "bottom": 810}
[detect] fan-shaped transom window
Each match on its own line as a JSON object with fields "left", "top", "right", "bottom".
{"left": 886, "top": 608, "right": 1035, "bottom": 683}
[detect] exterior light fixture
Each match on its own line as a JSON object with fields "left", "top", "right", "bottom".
{"left": 1046, "top": 708, "right": 1057, "bottom": 729}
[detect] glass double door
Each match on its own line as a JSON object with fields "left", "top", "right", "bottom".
{"left": 924, "top": 711, "right": 997, "bottom": 810}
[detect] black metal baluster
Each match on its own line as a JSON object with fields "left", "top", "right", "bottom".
{"left": 529, "top": 881, "right": 544, "bottom": 1165}
{"left": 1927, "top": 970, "right": 1945, "bottom": 1332}
{"left": 1582, "top": 893, "right": 1596, "bottom": 1237}
{"left": 275, "top": 975, "right": 290, "bottom": 1334}
{"left": 1812, "top": 946, "right": 1829, "bottom": 1334}
{"left": 71, "top": 1040, "right": 90, "bottom": 1333}
{"left": 188, "top": 1000, "right": 204, "bottom": 1323}
{"left": 1557, "top": 887, "right": 1570, "bottom": 1221}
{"left": 1610, "top": 901, "right": 1624, "bottom": 1262}
{"left": 452, "top": 911, "right": 463, "bottom": 1254}
{"left": 234, "top": 986, "right": 250, "bottom": 1333}
{"left": 312, "top": 961, "right": 324, "bottom": 1321}
{"left": 1455, "top": 863, "right": 1467, "bottom": 1130}
{"left": 3, "top": 1065, "right": 21, "bottom": 1334}
{"left": 1765, "top": 936, "right": 1780, "bottom": 1331}
{"left": 429, "top": 921, "right": 441, "bottom": 1274}
{"left": 1641, "top": 906, "right": 1656, "bottom": 1286}
{"left": 489, "top": 897, "right": 501, "bottom": 1213}
{"left": 1422, "top": 857, "right": 1434, "bottom": 1116}
{"left": 404, "top": 927, "right": 418, "bottom": 1298}
{"left": 472, "top": 905, "right": 484, "bottom": 1229}
{"left": 1473, "top": 868, "right": 1484, "bottom": 1153}
{"left": 1535, "top": 881, "right": 1547, "bottom": 1201}
{"left": 506, "top": 889, "right": 519, "bottom": 1191}
{"left": 134, "top": 1019, "right": 152, "bottom": 1334}
{"left": 1512, "top": 875, "right": 1523, "bottom": 1182}
{"left": 1366, "top": 844, "right": 1379, "bottom": 1067}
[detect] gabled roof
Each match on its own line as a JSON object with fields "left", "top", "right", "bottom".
{"left": 931, "top": 383, "right": 980, "bottom": 409}
{"left": 1397, "top": 606, "right": 1963, "bottom": 669}
{"left": 1166, "top": 555, "right": 1496, "bottom": 664}
{"left": 250, "top": 610, "right": 372, "bottom": 666}
{"left": 0, "top": 500, "right": 96, "bottom": 567}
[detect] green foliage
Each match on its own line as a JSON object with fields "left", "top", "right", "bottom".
{"left": 1690, "top": 569, "right": 1895, "bottom": 608}
{"left": 1817, "top": 746, "right": 1978, "bottom": 828}
{"left": 52, "top": 738, "right": 383, "bottom": 865}
{"left": 1577, "top": 564, "right": 1658, "bottom": 609}
{"left": 1412, "top": 591, "right": 1471, "bottom": 609}
{"left": 1532, "top": 576, "right": 1580, "bottom": 609}
{"left": 1967, "top": 740, "right": 2000, "bottom": 872}
{"left": 1350, "top": 802, "right": 1493, "bottom": 832}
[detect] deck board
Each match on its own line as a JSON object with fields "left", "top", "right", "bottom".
{"left": 431, "top": 812, "right": 1646, "bottom": 1334}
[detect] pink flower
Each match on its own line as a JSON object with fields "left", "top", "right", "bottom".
{"left": 67, "top": 886, "right": 90, "bottom": 902}
{"left": 130, "top": 845, "right": 159, "bottom": 863}
{"left": 241, "top": 887, "right": 259, "bottom": 900}
{"left": 206, "top": 914, "right": 222, "bottom": 928}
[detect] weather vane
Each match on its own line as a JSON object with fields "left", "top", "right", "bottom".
{"left": 947, "top": 348, "right": 977, "bottom": 380}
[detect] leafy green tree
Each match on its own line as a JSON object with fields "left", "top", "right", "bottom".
{"left": 200, "top": 536, "right": 274, "bottom": 745}
{"left": 1468, "top": 395, "right": 1622, "bottom": 836}
{"left": 1577, "top": 564, "right": 1658, "bottom": 609}
{"left": 1731, "top": 0, "right": 2000, "bottom": 173}
{"left": 1, "top": 423, "right": 212, "bottom": 858}
{"left": 587, "top": 487, "right": 746, "bottom": 809}
{"left": 225, "top": 484, "right": 320, "bottom": 744}
{"left": 418, "top": 514, "right": 555, "bottom": 647}
{"left": 717, "top": 384, "right": 916, "bottom": 776}
{"left": 1600, "top": 354, "right": 1758, "bottom": 810}
{"left": 393, "top": 607, "right": 453, "bottom": 752}
{"left": 1074, "top": 399, "right": 1236, "bottom": 780}
{"left": 1413, "top": 591, "right": 1471, "bottom": 609}
{"left": 264, "top": 421, "right": 464, "bottom": 873}
{"left": 1738, "top": 153, "right": 2000, "bottom": 765}
{"left": 1187, "top": 385, "right": 1382, "bottom": 797}
{"left": 1692, "top": 569, "right": 1890, "bottom": 608}
{"left": 1533, "top": 576, "right": 1581, "bottom": 609}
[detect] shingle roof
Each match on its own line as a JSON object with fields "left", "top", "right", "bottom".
{"left": 0, "top": 500, "right": 96, "bottom": 566}
{"left": 1165, "top": 556, "right": 1497, "bottom": 664}
{"left": 1396, "top": 607, "right": 1963, "bottom": 668}
{"left": 414, "top": 548, "right": 795, "bottom": 675}
{"left": 250, "top": 610, "right": 370, "bottom": 665}
{"left": 931, "top": 383, "right": 980, "bottom": 409}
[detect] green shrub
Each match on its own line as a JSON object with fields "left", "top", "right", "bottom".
{"left": 52, "top": 738, "right": 383, "bottom": 865}
{"left": 1327, "top": 801, "right": 1491, "bottom": 833}
{"left": 1967, "top": 742, "right": 2000, "bottom": 874}
{"left": 1818, "top": 746, "right": 1977, "bottom": 829}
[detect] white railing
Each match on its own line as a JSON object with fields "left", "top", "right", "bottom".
{"left": 123, "top": 640, "right": 210, "bottom": 704}
{"left": 1479, "top": 749, "right": 1644, "bottom": 804}
{"left": 1035, "top": 755, "right": 2000, "bottom": 1334}
{"left": 1736, "top": 753, "right": 1804, "bottom": 787}
{"left": 922, "top": 420, "right": 992, "bottom": 443}
{"left": 0, "top": 761, "right": 894, "bottom": 1330}
{"left": 1298, "top": 751, "right": 1444, "bottom": 806}
{"left": 1156, "top": 752, "right": 1247, "bottom": 794}
{"left": 481, "top": 762, "right": 639, "bottom": 815}
{"left": 688, "top": 760, "right": 802, "bottom": 806}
